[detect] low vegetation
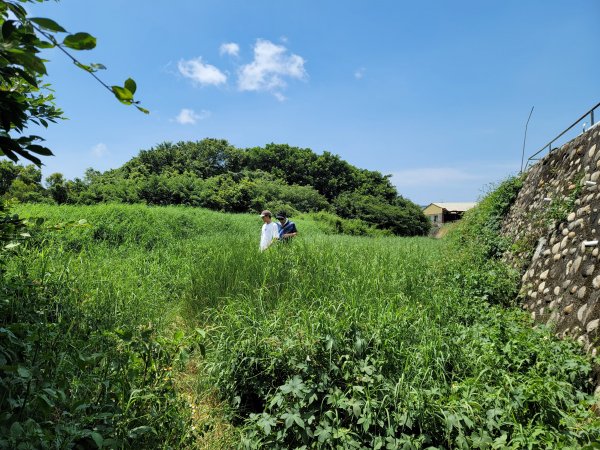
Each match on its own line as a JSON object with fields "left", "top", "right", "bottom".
{"left": 1, "top": 177, "right": 599, "bottom": 448}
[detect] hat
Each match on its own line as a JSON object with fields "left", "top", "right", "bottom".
{"left": 275, "top": 211, "right": 286, "bottom": 219}
{"left": 260, "top": 210, "right": 272, "bottom": 218}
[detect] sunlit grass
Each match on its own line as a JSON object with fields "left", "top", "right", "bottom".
{"left": 11, "top": 202, "right": 600, "bottom": 448}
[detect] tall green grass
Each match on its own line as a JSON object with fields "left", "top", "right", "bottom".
{"left": 5, "top": 201, "right": 600, "bottom": 449}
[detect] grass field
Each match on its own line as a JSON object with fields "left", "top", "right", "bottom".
{"left": 4, "top": 202, "right": 600, "bottom": 449}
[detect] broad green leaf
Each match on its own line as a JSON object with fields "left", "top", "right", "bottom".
{"left": 13, "top": 147, "right": 42, "bottom": 166}
{"left": 283, "top": 413, "right": 295, "bottom": 429}
{"left": 124, "top": 78, "right": 137, "bottom": 95}
{"left": 174, "top": 330, "right": 184, "bottom": 341}
{"left": 63, "top": 32, "right": 96, "bottom": 50}
{"left": 6, "top": 3, "right": 27, "bottom": 20}
{"left": 30, "top": 17, "right": 67, "bottom": 33}
{"left": 37, "top": 40, "right": 56, "bottom": 49}
{"left": 111, "top": 86, "right": 133, "bottom": 104}
{"left": 8, "top": 51, "right": 47, "bottom": 75}
{"left": 91, "top": 432, "right": 103, "bottom": 448}
{"left": 38, "top": 394, "right": 54, "bottom": 408}
{"left": 17, "top": 366, "right": 31, "bottom": 378}
{"left": 26, "top": 144, "right": 54, "bottom": 156}
{"left": 2, "top": 148, "right": 18, "bottom": 162}
{"left": 9, "top": 422, "right": 23, "bottom": 438}
{"left": 293, "top": 414, "right": 305, "bottom": 429}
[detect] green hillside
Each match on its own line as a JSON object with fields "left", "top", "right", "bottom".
{"left": 2, "top": 193, "right": 599, "bottom": 448}
{"left": 0, "top": 139, "right": 430, "bottom": 236}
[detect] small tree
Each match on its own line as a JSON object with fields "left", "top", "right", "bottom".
{"left": 45, "top": 171, "right": 67, "bottom": 203}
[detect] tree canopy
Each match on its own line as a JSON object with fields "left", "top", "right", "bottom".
{"left": 2, "top": 139, "right": 431, "bottom": 236}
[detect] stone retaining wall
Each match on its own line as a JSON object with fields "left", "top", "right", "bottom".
{"left": 502, "top": 125, "right": 600, "bottom": 358}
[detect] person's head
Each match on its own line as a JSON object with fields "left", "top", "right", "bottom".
{"left": 260, "top": 210, "right": 273, "bottom": 223}
{"left": 275, "top": 211, "right": 287, "bottom": 224}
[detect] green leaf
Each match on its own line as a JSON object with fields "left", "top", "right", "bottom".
{"left": 63, "top": 32, "right": 96, "bottom": 50}
{"left": 111, "top": 86, "right": 133, "bottom": 104}
{"left": 124, "top": 78, "right": 137, "bottom": 95}
{"left": 90, "top": 432, "right": 103, "bottom": 448}
{"left": 30, "top": 17, "right": 67, "bottom": 33}
{"left": 2, "top": 20, "right": 17, "bottom": 39}
{"left": 294, "top": 414, "right": 305, "bottom": 429}
{"left": 128, "top": 426, "right": 157, "bottom": 439}
{"left": 13, "top": 148, "right": 42, "bottom": 166}
{"left": 7, "top": 51, "right": 47, "bottom": 75}
{"left": 6, "top": 3, "right": 27, "bottom": 20}
{"left": 9, "top": 422, "right": 23, "bottom": 438}
{"left": 17, "top": 366, "right": 31, "bottom": 378}
{"left": 13, "top": 67, "right": 39, "bottom": 87}
{"left": 74, "top": 62, "right": 106, "bottom": 73}
{"left": 37, "top": 40, "right": 56, "bottom": 49}
{"left": 75, "top": 61, "right": 94, "bottom": 72}
{"left": 2, "top": 148, "right": 18, "bottom": 163}
{"left": 26, "top": 144, "right": 53, "bottom": 156}
{"left": 135, "top": 105, "right": 150, "bottom": 114}
{"left": 173, "top": 330, "right": 184, "bottom": 341}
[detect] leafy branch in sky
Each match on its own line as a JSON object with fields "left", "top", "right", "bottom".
{"left": 0, "top": 0, "right": 146, "bottom": 166}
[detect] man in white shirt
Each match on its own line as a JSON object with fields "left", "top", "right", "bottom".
{"left": 259, "top": 210, "right": 279, "bottom": 251}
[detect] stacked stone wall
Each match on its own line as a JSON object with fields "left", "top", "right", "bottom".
{"left": 502, "top": 125, "right": 600, "bottom": 357}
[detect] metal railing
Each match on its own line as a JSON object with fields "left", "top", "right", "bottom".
{"left": 521, "top": 101, "right": 600, "bottom": 172}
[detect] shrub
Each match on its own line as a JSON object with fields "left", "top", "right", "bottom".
{"left": 334, "top": 192, "right": 430, "bottom": 236}
{"left": 447, "top": 175, "right": 524, "bottom": 260}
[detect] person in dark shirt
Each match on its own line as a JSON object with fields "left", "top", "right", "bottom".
{"left": 275, "top": 211, "right": 298, "bottom": 240}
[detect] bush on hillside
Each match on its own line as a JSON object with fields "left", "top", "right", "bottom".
{"left": 1, "top": 139, "right": 432, "bottom": 236}
{"left": 303, "top": 211, "right": 388, "bottom": 236}
{"left": 334, "top": 192, "right": 430, "bottom": 236}
{"left": 444, "top": 175, "right": 525, "bottom": 306}
{"left": 447, "top": 176, "right": 524, "bottom": 260}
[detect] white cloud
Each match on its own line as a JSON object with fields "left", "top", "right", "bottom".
{"left": 174, "top": 108, "right": 211, "bottom": 125}
{"left": 237, "top": 39, "right": 306, "bottom": 98}
{"left": 178, "top": 57, "right": 227, "bottom": 86}
{"left": 354, "top": 67, "right": 366, "bottom": 79}
{"left": 391, "top": 167, "right": 484, "bottom": 188}
{"left": 220, "top": 42, "right": 240, "bottom": 57}
{"left": 90, "top": 143, "right": 108, "bottom": 158}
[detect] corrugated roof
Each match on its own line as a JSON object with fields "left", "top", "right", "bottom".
{"left": 427, "top": 202, "right": 477, "bottom": 212}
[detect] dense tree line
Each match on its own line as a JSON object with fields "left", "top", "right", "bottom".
{"left": 1, "top": 139, "right": 430, "bottom": 235}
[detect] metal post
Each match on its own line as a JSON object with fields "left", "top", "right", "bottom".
{"left": 592, "top": 109, "right": 595, "bottom": 126}
{"left": 520, "top": 106, "right": 534, "bottom": 174}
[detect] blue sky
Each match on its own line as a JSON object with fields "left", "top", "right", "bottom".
{"left": 24, "top": 0, "right": 600, "bottom": 204}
